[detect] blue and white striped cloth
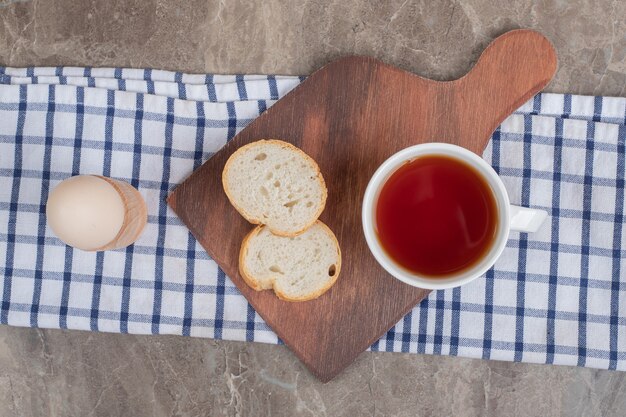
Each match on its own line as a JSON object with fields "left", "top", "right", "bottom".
{"left": 0, "top": 66, "right": 624, "bottom": 371}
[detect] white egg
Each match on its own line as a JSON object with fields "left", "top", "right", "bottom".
{"left": 46, "top": 175, "right": 125, "bottom": 251}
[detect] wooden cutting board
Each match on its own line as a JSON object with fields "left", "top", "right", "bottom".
{"left": 168, "top": 29, "right": 557, "bottom": 382}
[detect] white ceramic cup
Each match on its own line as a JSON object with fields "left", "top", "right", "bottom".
{"left": 362, "top": 143, "right": 547, "bottom": 290}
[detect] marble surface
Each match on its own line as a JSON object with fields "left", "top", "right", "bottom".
{"left": 0, "top": 0, "right": 625, "bottom": 416}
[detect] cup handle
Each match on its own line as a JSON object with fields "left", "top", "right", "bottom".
{"left": 509, "top": 205, "right": 548, "bottom": 233}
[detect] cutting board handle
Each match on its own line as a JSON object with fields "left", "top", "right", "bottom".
{"left": 447, "top": 29, "right": 557, "bottom": 151}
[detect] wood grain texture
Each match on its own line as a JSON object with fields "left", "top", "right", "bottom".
{"left": 97, "top": 176, "right": 147, "bottom": 251}
{"left": 168, "top": 29, "right": 557, "bottom": 382}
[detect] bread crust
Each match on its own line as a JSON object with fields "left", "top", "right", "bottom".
{"left": 222, "top": 139, "right": 327, "bottom": 237}
{"left": 238, "top": 221, "right": 342, "bottom": 302}
{"left": 238, "top": 225, "right": 265, "bottom": 291}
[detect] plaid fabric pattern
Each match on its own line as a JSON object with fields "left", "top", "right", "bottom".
{"left": 0, "top": 67, "right": 624, "bottom": 370}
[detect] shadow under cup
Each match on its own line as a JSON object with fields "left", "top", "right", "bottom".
{"left": 362, "top": 143, "right": 512, "bottom": 290}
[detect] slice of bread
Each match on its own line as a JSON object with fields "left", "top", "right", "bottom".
{"left": 222, "top": 140, "right": 327, "bottom": 237}
{"left": 239, "top": 221, "right": 341, "bottom": 301}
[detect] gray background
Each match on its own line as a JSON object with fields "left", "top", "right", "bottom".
{"left": 0, "top": 0, "right": 625, "bottom": 416}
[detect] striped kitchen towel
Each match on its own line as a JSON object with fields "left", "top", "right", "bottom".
{"left": 0, "top": 66, "right": 624, "bottom": 370}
